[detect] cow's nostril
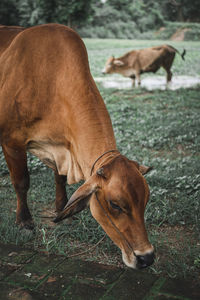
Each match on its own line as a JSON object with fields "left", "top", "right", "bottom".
{"left": 136, "top": 252, "right": 155, "bottom": 269}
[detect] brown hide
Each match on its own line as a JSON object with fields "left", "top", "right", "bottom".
{"left": 0, "top": 25, "right": 68, "bottom": 213}
{"left": 103, "top": 44, "right": 185, "bottom": 86}
{"left": 0, "top": 25, "right": 24, "bottom": 56}
{"left": 0, "top": 24, "right": 115, "bottom": 181}
{"left": 0, "top": 24, "right": 154, "bottom": 269}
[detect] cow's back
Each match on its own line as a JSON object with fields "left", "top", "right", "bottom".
{"left": 0, "top": 24, "right": 92, "bottom": 130}
{"left": 119, "top": 48, "right": 166, "bottom": 71}
{"left": 136, "top": 47, "right": 163, "bottom": 70}
{"left": 0, "top": 25, "right": 24, "bottom": 56}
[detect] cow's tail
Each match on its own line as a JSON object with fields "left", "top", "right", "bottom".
{"left": 167, "top": 45, "right": 186, "bottom": 60}
{"left": 181, "top": 48, "right": 186, "bottom": 60}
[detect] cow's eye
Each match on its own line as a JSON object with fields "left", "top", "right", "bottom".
{"left": 110, "top": 201, "right": 122, "bottom": 212}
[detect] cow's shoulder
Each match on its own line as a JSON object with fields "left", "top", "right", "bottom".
{"left": 119, "top": 50, "right": 139, "bottom": 66}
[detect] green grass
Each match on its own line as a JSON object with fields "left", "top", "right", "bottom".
{"left": 0, "top": 39, "right": 200, "bottom": 282}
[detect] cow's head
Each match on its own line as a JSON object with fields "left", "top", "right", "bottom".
{"left": 54, "top": 155, "right": 154, "bottom": 269}
{"left": 102, "top": 56, "right": 124, "bottom": 74}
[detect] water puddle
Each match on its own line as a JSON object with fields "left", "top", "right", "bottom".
{"left": 95, "top": 75, "right": 200, "bottom": 90}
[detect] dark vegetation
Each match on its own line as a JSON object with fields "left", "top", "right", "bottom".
{"left": 0, "top": 0, "right": 200, "bottom": 40}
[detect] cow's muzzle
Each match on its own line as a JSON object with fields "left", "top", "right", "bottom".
{"left": 136, "top": 252, "right": 155, "bottom": 269}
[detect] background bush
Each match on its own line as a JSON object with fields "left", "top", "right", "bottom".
{"left": 0, "top": 0, "right": 200, "bottom": 40}
{"left": 155, "top": 21, "right": 200, "bottom": 40}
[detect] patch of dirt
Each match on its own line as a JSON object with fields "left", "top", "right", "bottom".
{"left": 154, "top": 27, "right": 166, "bottom": 36}
{"left": 133, "top": 92, "right": 153, "bottom": 99}
{"left": 154, "top": 224, "right": 198, "bottom": 248}
{"left": 8, "top": 288, "right": 33, "bottom": 300}
{"left": 148, "top": 224, "right": 200, "bottom": 283}
{"left": 171, "top": 28, "right": 191, "bottom": 41}
{"left": 34, "top": 207, "right": 57, "bottom": 228}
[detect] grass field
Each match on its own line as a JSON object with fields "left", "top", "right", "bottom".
{"left": 0, "top": 39, "right": 199, "bottom": 282}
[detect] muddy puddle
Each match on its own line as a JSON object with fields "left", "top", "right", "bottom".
{"left": 95, "top": 75, "right": 200, "bottom": 90}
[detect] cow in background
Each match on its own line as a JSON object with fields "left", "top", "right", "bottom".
{"left": 102, "top": 45, "right": 186, "bottom": 87}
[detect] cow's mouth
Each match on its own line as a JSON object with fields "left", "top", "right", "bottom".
{"left": 122, "top": 248, "right": 155, "bottom": 269}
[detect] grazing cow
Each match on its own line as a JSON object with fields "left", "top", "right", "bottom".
{"left": 0, "top": 24, "right": 154, "bottom": 269}
{"left": 102, "top": 45, "right": 186, "bottom": 87}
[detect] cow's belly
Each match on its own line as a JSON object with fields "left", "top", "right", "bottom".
{"left": 27, "top": 140, "right": 84, "bottom": 184}
{"left": 120, "top": 69, "right": 136, "bottom": 77}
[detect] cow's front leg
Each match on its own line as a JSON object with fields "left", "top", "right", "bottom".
{"left": 54, "top": 172, "right": 68, "bottom": 212}
{"left": 130, "top": 75, "right": 136, "bottom": 87}
{"left": 135, "top": 72, "right": 141, "bottom": 86}
{"left": 2, "top": 145, "right": 33, "bottom": 229}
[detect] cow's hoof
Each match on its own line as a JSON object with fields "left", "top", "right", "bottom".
{"left": 17, "top": 220, "right": 35, "bottom": 231}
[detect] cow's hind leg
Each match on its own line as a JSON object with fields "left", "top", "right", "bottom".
{"left": 54, "top": 172, "right": 68, "bottom": 212}
{"left": 163, "top": 53, "right": 175, "bottom": 83}
{"left": 2, "top": 145, "right": 33, "bottom": 229}
{"left": 165, "top": 68, "right": 172, "bottom": 83}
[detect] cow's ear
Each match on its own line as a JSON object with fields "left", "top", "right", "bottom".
{"left": 131, "top": 160, "right": 153, "bottom": 175}
{"left": 114, "top": 59, "right": 124, "bottom": 66}
{"left": 54, "top": 176, "right": 99, "bottom": 222}
{"left": 139, "top": 165, "right": 153, "bottom": 175}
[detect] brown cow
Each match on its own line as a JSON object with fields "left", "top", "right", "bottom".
{"left": 0, "top": 24, "right": 154, "bottom": 269}
{"left": 102, "top": 45, "right": 186, "bottom": 87}
{"left": 0, "top": 25, "right": 69, "bottom": 213}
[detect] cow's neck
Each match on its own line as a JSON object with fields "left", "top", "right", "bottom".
{"left": 68, "top": 88, "right": 117, "bottom": 182}
{"left": 28, "top": 125, "right": 116, "bottom": 185}
{"left": 28, "top": 83, "right": 117, "bottom": 185}
{"left": 72, "top": 135, "right": 117, "bottom": 182}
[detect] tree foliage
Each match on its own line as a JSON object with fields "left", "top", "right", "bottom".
{"left": 159, "top": 0, "right": 200, "bottom": 22}
{"left": 0, "top": 0, "right": 199, "bottom": 34}
{"left": 18, "top": 0, "right": 44, "bottom": 26}
{"left": 54, "top": 0, "right": 93, "bottom": 27}
{"left": 0, "top": 0, "right": 94, "bottom": 27}
{"left": 0, "top": 0, "right": 20, "bottom": 25}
